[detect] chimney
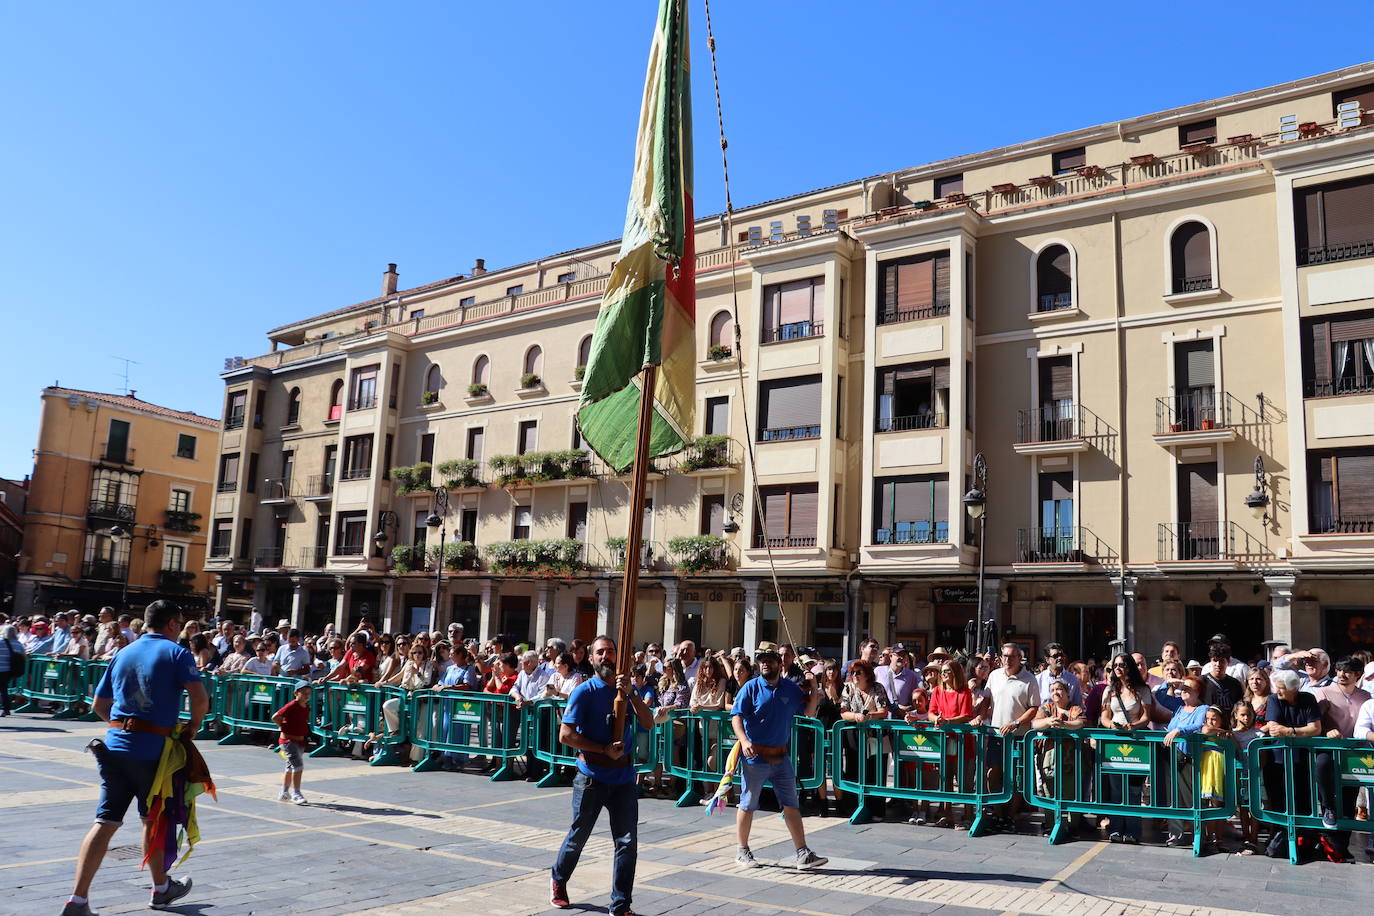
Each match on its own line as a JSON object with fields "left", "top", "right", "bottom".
{"left": 471, "top": 258, "right": 487, "bottom": 276}
{"left": 382, "top": 263, "right": 399, "bottom": 297}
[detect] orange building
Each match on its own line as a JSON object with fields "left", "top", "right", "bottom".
{"left": 15, "top": 387, "right": 218, "bottom": 615}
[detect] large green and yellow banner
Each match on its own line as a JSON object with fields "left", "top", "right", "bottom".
{"left": 576, "top": 0, "right": 695, "bottom": 472}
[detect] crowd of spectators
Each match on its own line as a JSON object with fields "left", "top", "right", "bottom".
{"left": 5, "top": 606, "right": 1374, "bottom": 863}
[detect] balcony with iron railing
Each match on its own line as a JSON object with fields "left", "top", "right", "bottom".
{"left": 605, "top": 540, "right": 661, "bottom": 570}
{"left": 1310, "top": 514, "right": 1374, "bottom": 535}
{"left": 876, "top": 412, "right": 947, "bottom": 433}
{"left": 1172, "top": 274, "right": 1215, "bottom": 295}
{"left": 676, "top": 437, "right": 739, "bottom": 474}
{"left": 332, "top": 542, "right": 367, "bottom": 558}
{"left": 752, "top": 534, "right": 818, "bottom": 549}
{"left": 1036, "top": 291, "right": 1073, "bottom": 313}
{"left": 348, "top": 392, "right": 377, "bottom": 411}
{"left": 760, "top": 320, "right": 824, "bottom": 344}
{"left": 261, "top": 478, "right": 294, "bottom": 502}
{"left": 99, "top": 443, "right": 136, "bottom": 465}
{"left": 759, "top": 424, "right": 821, "bottom": 443}
{"left": 81, "top": 559, "right": 128, "bottom": 581}
{"left": 224, "top": 408, "right": 245, "bottom": 430}
{"left": 1298, "top": 239, "right": 1374, "bottom": 267}
{"left": 88, "top": 499, "right": 136, "bottom": 522}
{"left": 254, "top": 548, "right": 287, "bottom": 568}
{"left": 1155, "top": 520, "right": 1270, "bottom": 564}
{"left": 164, "top": 509, "right": 201, "bottom": 532}
{"left": 1014, "top": 404, "right": 1108, "bottom": 454}
{"left": 873, "top": 520, "right": 949, "bottom": 545}
{"left": 297, "top": 546, "right": 328, "bottom": 568}
{"left": 1015, "top": 526, "right": 1111, "bottom": 565}
{"left": 1305, "top": 374, "right": 1374, "bottom": 398}
{"left": 667, "top": 537, "right": 737, "bottom": 573}
{"left": 304, "top": 473, "right": 334, "bottom": 499}
{"left": 157, "top": 569, "right": 195, "bottom": 593}
{"left": 216, "top": 479, "right": 237, "bottom": 493}
{"left": 1154, "top": 391, "right": 1253, "bottom": 443}
{"left": 877, "top": 301, "right": 951, "bottom": 326}
{"left": 339, "top": 466, "right": 372, "bottom": 482}
{"left": 208, "top": 542, "right": 232, "bottom": 559}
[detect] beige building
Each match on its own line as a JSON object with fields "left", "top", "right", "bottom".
{"left": 209, "top": 63, "right": 1374, "bottom": 665}
{"left": 17, "top": 388, "right": 218, "bottom": 615}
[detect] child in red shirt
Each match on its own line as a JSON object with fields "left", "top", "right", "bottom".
{"left": 272, "top": 683, "right": 312, "bottom": 805}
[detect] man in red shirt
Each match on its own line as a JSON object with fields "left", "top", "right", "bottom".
{"left": 272, "top": 683, "right": 312, "bottom": 805}
{"left": 323, "top": 633, "right": 377, "bottom": 684}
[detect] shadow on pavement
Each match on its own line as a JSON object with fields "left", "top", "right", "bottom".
{"left": 307, "top": 801, "right": 439, "bottom": 818}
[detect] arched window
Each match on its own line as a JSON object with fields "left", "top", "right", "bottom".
{"left": 471, "top": 355, "right": 490, "bottom": 386}
{"left": 709, "top": 310, "right": 734, "bottom": 355}
{"left": 286, "top": 387, "right": 301, "bottom": 425}
{"left": 1170, "top": 221, "right": 1213, "bottom": 294}
{"left": 1035, "top": 245, "right": 1072, "bottom": 312}
{"left": 523, "top": 345, "right": 543, "bottom": 379}
{"left": 424, "top": 365, "right": 442, "bottom": 399}
{"left": 577, "top": 335, "right": 593, "bottom": 369}
{"left": 328, "top": 379, "right": 344, "bottom": 420}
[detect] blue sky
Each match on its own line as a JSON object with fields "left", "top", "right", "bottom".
{"left": 1, "top": 1, "right": 1369, "bottom": 481}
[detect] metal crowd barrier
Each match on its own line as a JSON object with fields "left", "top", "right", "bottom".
{"left": 1021, "top": 727, "right": 1238, "bottom": 856}
{"left": 408, "top": 690, "right": 525, "bottom": 780}
{"left": 309, "top": 683, "right": 409, "bottom": 766}
{"left": 15, "top": 654, "right": 86, "bottom": 718}
{"left": 1245, "top": 736, "right": 1374, "bottom": 864}
{"left": 663, "top": 709, "right": 825, "bottom": 808}
{"left": 177, "top": 672, "right": 220, "bottom": 738}
{"left": 528, "top": 697, "right": 661, "bottom": 787}
{"left": 830, "top": 720, "right": 1014, "bottom": 834}
{"left": 217, "top": 674, "right": 300, "bottom": 744}
{"left": 79, "top": 659, "right": 111, "bottom": 721}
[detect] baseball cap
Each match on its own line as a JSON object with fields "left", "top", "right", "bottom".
{"left": 1208, "top": 633, "right": 1229, "bottom": 644}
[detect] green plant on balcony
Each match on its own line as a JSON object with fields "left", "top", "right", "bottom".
{"left": 605, "top": 536, "right": 629, "bottom": 570}
{"left": 467, "top": 382, "right": 489, "bottom": 398}
{"left": 436, "top": 458, "right": 482, "bottom": 489}
{"left": 489, "top": 450, "right": 591, "bottom": 488}
{"left": 574, "top": 364, "right": 586, "bottom": 380}
{"left": 668, "top": 535, "right": 729, "bottom": 574}
{"left": 520, "top": 373, "right": 542, "bottom": 389}
{"left": 391, "top": 462, "right": 433, "bottom": 494}
{"left": 708, "top": 344, "right": 732, "bottom": 361}
{"left": 391, "top": 543, "right": 421, "bottom": 574}
{"left": 484, "top": 538, "right": 585, "bottom": 576}
{"left": 157, "top": 569, "right": 196, "bottom": 593}
{"left": 679, "top": 434, "right": 731, "bottom": 472}
{"left": 426, "top": 540, "right": 477, "bottom": 572}
{"left": 164, "top": 510, "right": 202, "bottom": 533}
{"left": 421, "top": 390, "right": 439, "bottom": 405}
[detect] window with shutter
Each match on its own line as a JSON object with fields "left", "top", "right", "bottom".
{"left": 759, "top": 376, "right": 822, "bottom": 440}
{"left": 700, "top": 494, "right": 725, "bottom": 536}
{"left": 708, "top": 310, "right": 734, "bottom": 351}
{"left": 761, "top": 277, "right": 823, "bottom": 341}
{"left": 934, "top": 174, "right": 963, "bottom": 198}
{"left": 1178, "top": 119, "right": 1217, "bottom": 146}
{"left": 1333, "top": 83, "right": 1374, "bottom": 117}
{"left": 755, "top": 484, "right": 819, "bottom": 547}
{"left": 1170, "top": 222, "right": 1213, "bottom": 293}
{"left": 465, "top": 427, "right": 483, "bottom": 462}
{"left": 1052, "top": 147, "right": 1087, "bottom": 174}
{"left": 517, "top": 420, "right": 538, "bottom": 455}
{"left": 1035, "top": 245, "right": 1072, "bottom": 311}
{"left": 876, "top": 361, "right": 949, "bottom": 430}
{"left": 872, "top": 475, "right": 949, "bottom": 544}
{"left": 1335, "top": 452, "right": 1374, "bottom": 525}
{"left": 878, "top": 253, "right": 950, "bottom": 324}
{"left": 1294, "top": 176, "right": 1374, "bottom": 264}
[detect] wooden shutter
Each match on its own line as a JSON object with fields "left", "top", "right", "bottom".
{"left": 519, "top": 422, "right": 537, "bottom": 454}
{"left": 1171, "top": 223, "right": 1210, "bottom": 279}
{"left": 1336, "top": 453, "right": 1374, "bottom": 514}
{"left": 1039, "top": 356, "right": 1073, "bottom": 401}
{"left": 1180, "top": 463, "right": 1218, "bottom": 523}
{"left": 1330, "top": 314, "right": 1374, "bottom": 341}
{"left": 931, "top": 478, "right": 949, "bottom": 523}
{"left": 1321, "top": 178, "right": 1374, "bottom": 247}
{"left": 760, "top": 487, "right": 788, "bottom": 533}
{"left": 881, "top": 261, "right": 898, "bottom": 314}
{"left": 761, "top": 376, "right": 821, "bottom": 430}
{"left": 1176, "top": 340, "right": 1215, "bottom": 389}
{"left": 1311, "top": 321, "right": 1331, "bottom": 380}
{"left": 933, "top": 254, "right": 950, "bottom": 307}
{"left": 466, "top": 428, "right": 483, "bottom": 462}
{"left": 1296, "top": 187, "right": 1324, "bottom": 252}
{"left": 788, "top": 485, "right": 819, "bottom": 538}
{"left": 897, "top": 259, "right": 933, "bottom": 312}
{"left": 933, "top": 363, "right": 951, "bottom": 390}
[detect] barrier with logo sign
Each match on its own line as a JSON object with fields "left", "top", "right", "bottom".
{"left": 528, "top": 697, "right": 661, "bottom": 787}
{"left": 217, "top": 675, "right": 300, "bottom": 744}
{"left": 178, "top": 672, "right": 219, "bottom": 738}
{"left": 830, "top": 720, "right": 1012, "bottom": 833}
{"left": 665, "top": 710, "right": 825, "bottom": 808}
{"left": 15, "top": 654, "right": 86, "bottom": 718}
{"left": 309, "top": 683, "right": 409, "bottom": 765}
{"left": 407, "top": 690, "right": 525, "bottom": 779}
{"left": 1022, "top": 728, "right": 1238, "bottom": 855}
{"left": 1244, "top": 736, "right": 1374, "bottom": 864}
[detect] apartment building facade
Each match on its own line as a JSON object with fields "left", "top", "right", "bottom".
{"left": 16, "top": 388, "right": 219, "bottom": 614}
{"left": 208, "top": 63, "right": 1374, "bottom": 665}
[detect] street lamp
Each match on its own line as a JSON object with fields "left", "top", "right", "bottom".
{"left": 109, "top": 525, "right": 131, "bottom": 612}
{"left": 1244, "top": 456, "right": 1269, "bottom": 522}
{"left": 426, "top": 486, "right": 449, "bottom": 630}
{"left": 373, "top": 509, "right": 399, "bottom": 555}
{"left": 962, "top": 453, "right": 988, "bottom": 656}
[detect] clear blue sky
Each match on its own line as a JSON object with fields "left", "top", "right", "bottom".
{"left": 1, "top": 1, "right": 1368, "bottom": 481}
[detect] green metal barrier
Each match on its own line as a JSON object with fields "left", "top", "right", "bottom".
{"left": 79, "top": 659, "right": 111, "bottom": 721}
{"left": 1021, "top": 728, "right": 1238, "bottom": 856}
{"left": 178, "top": 672, "right": 219, "bottom": 739}
{"left": 830, "top": 720, "right": 1013, "bottom": 833}
{"left": 217, "top": 674, "right": 299, "bottom": 744}
{"left": 664, "top": 709, "right": 825, "bottom": 808}
{"left": 309, "top": 683, "right": 409, "bottom": 766}
{"left": 1245, "top": 736, "right": 1374, "bottom": 864}
{"left": 408, "top": 689, "right": 525, "bottom": 780}
{"left": 15, "top": 654, "right": 85, "bottom": 718}
{"left": 528, "top": 697, "right": 662, "bottom": 788}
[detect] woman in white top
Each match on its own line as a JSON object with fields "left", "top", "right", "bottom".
{"left": 543, "top": 652, "right": 583, "bottom": 699}
{"left": 1100, "top": 652, "right": 1153, "bottom": 843}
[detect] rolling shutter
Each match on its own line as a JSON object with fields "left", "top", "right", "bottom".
{"left": 702, "top": 494, "right": 725, "bottom": 536}
{"left": 760, "top": 487, "right": 789, "bottom": 534}
{"left": 761, "top": 376, "right": 821, "bottom": 430}
{"left": 1172, "top": 223, "right": 1211, "bottom": 280}
{"left": 1310, "top": 321, "right": 1331, "bottom": 380}
{"left": 787, "top": 485, "right": 819, "bottom": 538}
{"left": 1180, "top": 119, "right": 1216, "bottom": 145}
{"left": 1333, "top": 83, "right": 1374, "bottom": 115}
{"left": 933, "top": 255, "right": 950, "bottom": 306}
{"left": 1180, "top": 463, "right": 1217, "bottom": 523}
{"left": 1329, "top": 313, "right": 1374, "bottom": 342}
{"left": 1039, "top": 356, "right": 1074, "bottom": 401}
{"left": 1176, "top": 341, "right": 1214, "bottom": 389}
{"left": 777, "top": 279, "right": 815, "bottom": 324}
{"left": 1336, "top": 453, "right": 1374, "bottom": 515}
{"left": 1321, "top": 179, "right": 1374, "bottom": 247}
{"left": 933, "top": 363, "right": 951, "bottom": 390}
{"left": 897, "top": 259, "right": 933, "bottom": 313}
{"left": 1039, "top": 473, "right": 1073, "bottom": 502}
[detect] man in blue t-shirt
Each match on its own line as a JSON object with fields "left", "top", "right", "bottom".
{"left": 549, "top": 635, "right": 651, "bottom": 915}
{"left": 63, "top": 600, "right": 208, "bottom": 916}
{"left": 731, "top": 643, "right": 828, "bottom": 870}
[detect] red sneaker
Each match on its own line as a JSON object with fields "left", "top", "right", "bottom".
{"left": 550, "top": 879, "right": 570, "bottom": 909}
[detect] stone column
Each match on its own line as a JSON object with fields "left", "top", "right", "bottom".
{"left": 250, "top": 576, "right": 270, "bottom": 629}
{"left": 289, "top": 578, "right": 305, "bottom": 632}
{"left": 381, "top": 578, "right": 397, "bottom": 633}
{"left": 661, "top": 580, "right": 681, "bottom": 650}
{"left": 479, "top": 579, "right": 499, "bottom": 646}
{"left": 1265, "top": 575, "right": 1297, "bottom": 646}
{"left": 1113, "top": 575, "right": 1137, "bottom": 653}
{"left": 742, "top": 579, "right": 762, "bottom": 652}
{"left": 213, "top": 576, "right": 230, "bottom": 621}
{"left": 534, "top": 583, "right": 554, "bottom": 647}
{"left": 596, "top": 578, "right": 617, "bottom": 637}
{"left": 333, "top": 576, "right": 348, "bottom": 633}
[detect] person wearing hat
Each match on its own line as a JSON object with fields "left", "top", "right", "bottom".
{"left": 731, "top": 643, "right": 826, "bottom": 870}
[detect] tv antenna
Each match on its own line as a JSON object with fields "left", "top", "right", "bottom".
{"left": 113, "top": 357, "right": 138, "bottom": 396}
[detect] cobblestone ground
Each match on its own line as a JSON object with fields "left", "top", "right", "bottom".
{"left": 2, "top": 713, "right": 1367, "bottom": 915}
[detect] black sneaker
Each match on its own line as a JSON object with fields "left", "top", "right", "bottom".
{"left": 60, "top": 902, "right": 98, "bottom": 916}
{"left": 550, "top": 878, "right": 570, "bottom": 908}
{"left": 150, "top": 876, "right": 192, "bottom": 910}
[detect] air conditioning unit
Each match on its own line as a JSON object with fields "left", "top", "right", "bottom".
{"left": 1337, "top": 100, "right": 1362, "bottom": 130}
{"left": 1278, "top": 114, "right": 1299, "bottom": 143}
{"left": 769, "top": 220, "right": 784, "bottom": 242}
{"left": 822, "top": 209, "right": 839, "bottom": 231}
{"left": 747, "top": 225, "right": 763, "bottom": 245}
{"left": 796, "top": 214, "right": 812, "bottom": 235}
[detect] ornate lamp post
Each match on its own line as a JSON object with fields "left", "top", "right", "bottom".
{"left": 1244, "top": 456, "right": 1269, "bottom": 523}
{"left": 962, "top": 453, "right": 989, "bottom": 656}
{"left": 109, "top": 525, "right": 131, "bottom": 611}
{"left": 425, "top": 487, "right": 449, "bottom": 630}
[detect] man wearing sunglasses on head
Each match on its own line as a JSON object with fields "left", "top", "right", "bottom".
{"left": 1036, "top": 643, "right": 1081, "bottom": 707}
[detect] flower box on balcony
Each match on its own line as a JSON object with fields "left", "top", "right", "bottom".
{"left": 944, "top": 192, "right": 969, "bottom": 203}
{"left": 1130, "top": 153, "right": 1159, "bottom": 166}
{"left": 1299, "top": 121, "right": 1321, "bottom": 136}
{"left": 991, "top": 182, "right": 1018, "bottom": 194}
{"left": 1200, "top": 419, "right": 1216, "bottom": 430}
{"left": 1226, "top": 134, "right": 1255, "bottom": 146}
{"left": 912, "top": 200, "right": 934, "bottom": 211}
{"left": 1170, "top": 422, "right": 1184, "bottom": 433}
{"left": 1181, "top": 141, "right": 1213, "bottom": 156}
{"left": 1029, "top": 175, "right": 1055, "bottom": 187}
{"left": 707, "top": 344, "right": 732, "bottom": 361}
{"left": 1076, "top": 164, "right": 1105, "bottom": 179}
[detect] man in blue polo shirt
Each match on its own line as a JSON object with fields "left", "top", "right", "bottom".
{"left": 731, "top": 643, "right": 827, "bottom": 870}
{"left": 63, "top": 600, "right": 209, "bottom": 916}
{"left": 549, "top": 635, "right": 652, "bottom": 916}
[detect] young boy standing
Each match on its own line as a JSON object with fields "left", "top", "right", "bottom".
{"left": 272, "top": 683, "right": 311, "bottom": 805}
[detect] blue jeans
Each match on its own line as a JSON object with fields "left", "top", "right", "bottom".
{"left": 552, "top": 772, "right": 638, "bottom": 915}
{"left": 1105, "top": 774, "right": 1143, "bottom": 839}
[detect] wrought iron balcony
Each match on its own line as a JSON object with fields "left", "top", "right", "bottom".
{"left": 255, "top": 548, "right": 286, "bottom": 568}
{"left": 1298, "top": 239, "right": 1374, "bottom": 266}
{"left": 759, "top": 425, "right": 821, "bottom": 442}
{"left": 88, "top": 500, "right": 135, "bottom": 522}
{"left": 304, "top": 474, "right": 334, "bottom": 498}
{"left": 1172, "top": 274, "right": 1214, "bottom": 294}
{"left": 1014, "top": 404, "right": 1109, "bottom": 449}
{"left": 216, "top": 480, "right": 237, "bottom": 493}
{"left": 1036, "top": 291, "right": 1073, "bottom": 312}
{"left": 333, "top": 543, "right": 366, "bottom": 557}
{"left": 877, "top": 302, "right": 950, "bottom": 326}
{"left": 761, "top": 320, "right": 824, "bottom": 344}
{"left": 261, "top": 478, "right": 294, "bottom": 501}
{"left": 99, "top": 443, "right": 136, "bottom": 465}
{"left": 667, "top": 539, "right": 737, "bottom": 572}
{"left": 876, "top": 412, "right": 947, "bottom": 433}
{"left": 752, "top": 534, "right": 818, "bottom": 549}
{"left": 208, "top": 543, "right": 232, "bottom": 559}
{"left": 349, "top": 393, "right": 377, "bottom": 411}
{"left": 605, "top": 541, "right": 659, "bottom": 570}
{"left": 224, "top": 408, "right": 245, "bottom": 430}
{"left": 1158, "top": 520, "right": 1235, "bottom": 562}
{"left": 873, "top": 521, "right": 949, "bottom": 545}
{"left": 1015, "top": 526, "right": 1107, "bottom": 563}
{"left": 677, "top": 438, "right": 739, "bottom": 472}
{"left": 1310, "top": 514, "right": 1374, "bottom": 534}
{"left": 158, "top": 569, "right": 195, "bottom": 593}
{"left": 1305, "top": 375, "right": 1374, "bottom": 398}
{"left": 164, "top": 509, "right": 201, "bottom": 532}
{"left": 81, "top": 559, "right": 128, "bottom": 581}
{"left": 297, "top": 546, "right": 328, "bottom": 568}
{"left": 340, "top": 466, "right": 372, "bottom": 482}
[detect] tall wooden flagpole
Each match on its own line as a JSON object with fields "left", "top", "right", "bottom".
{"left": 613, "top": 365, "right": 658, "bottom": 737}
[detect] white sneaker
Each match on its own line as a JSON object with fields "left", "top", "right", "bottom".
{"left": 277, "top": 790, "right": 291, "bottom": 803}
{"left": 291, "top": 791, "right": 309, "bottom": 805}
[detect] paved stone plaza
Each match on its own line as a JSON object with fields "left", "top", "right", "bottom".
{"left": 1, "top": 714, "right": 1366, "bottom": 915}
